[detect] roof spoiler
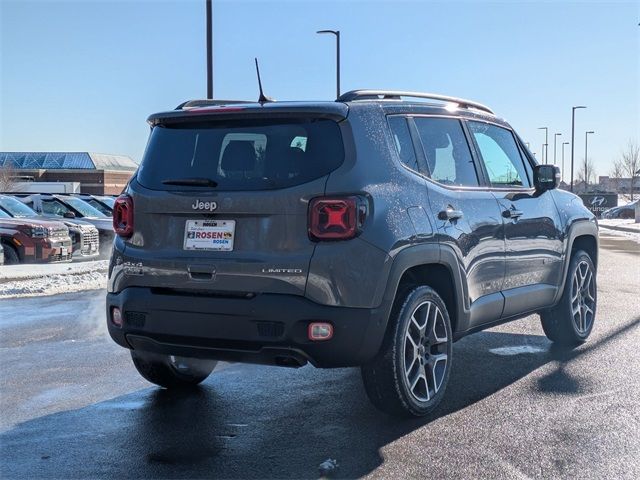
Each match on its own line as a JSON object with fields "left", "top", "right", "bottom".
{"left": 337, "top": 90, "right": 494, "bottom": 115}
{"left": 175, "top": 99, "right": 253, "bottom": 110}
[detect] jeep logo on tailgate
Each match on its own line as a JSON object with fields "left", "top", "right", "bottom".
{"left": 191, "top": 200, "right": 218, "bottom": 211}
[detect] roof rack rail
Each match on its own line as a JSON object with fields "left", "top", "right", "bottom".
{"left": 175, "top": 99, "right": 253, "bottom": 110}
{"left": 337, "top": 90, "right": 494, "bottom": 115}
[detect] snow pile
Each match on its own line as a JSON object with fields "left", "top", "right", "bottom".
{"left": 0, "top": 260, "right": 108, "bottom": 299}
{"left": 598, "top": 220, "right": 640, "bottom": 243}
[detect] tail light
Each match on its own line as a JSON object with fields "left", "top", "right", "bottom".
{"left": 308, "top": 196, "right": 366, "bottom": 241}
{"left": 113, "top": 195, "right": 134, "bottom": 238}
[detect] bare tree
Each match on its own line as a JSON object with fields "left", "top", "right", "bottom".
{"left": 610, "top": 159, "right": 625, "bottom": 193}
{"left": 620, "top": 140, "right": 640, "bottom": 200}
{"left": 0, "top": 164, "right": 17, "bottom": 192}
{"left": 577, "top": 157, "right": 596, "bottom": 191}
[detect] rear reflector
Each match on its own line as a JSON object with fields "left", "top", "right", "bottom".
{"left": 308, "top": 322, "right": 333, "bottom": 341}
{"left": 111, "top": 307, "right": 123, "bottom": 327}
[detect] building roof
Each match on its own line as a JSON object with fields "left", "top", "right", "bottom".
{"left": 0, "top": 152, "right": 138, "bottom": 171}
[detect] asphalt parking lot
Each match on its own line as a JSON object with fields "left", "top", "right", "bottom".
{"left": 1, "top": 232, "right": 638, "bottom": 479}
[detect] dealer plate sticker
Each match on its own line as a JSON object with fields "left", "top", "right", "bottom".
{"left": 184, "top": 220, "right": 235, "bottom": 251}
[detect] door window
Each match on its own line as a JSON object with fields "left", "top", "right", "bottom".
{"left": 468, "top": 122, "right": 531, "bottom": 188}
{"left": 41, "top": 199, "right": 71, "bottom": 216}
{"left": 388, "top": 116, "right": 420, "bottom": 172}
{"left": 413, "top": 117, "right": 479, "bottom": 187}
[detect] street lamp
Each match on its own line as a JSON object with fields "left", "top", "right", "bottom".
{"left": 570, "top": 106, "right": 587, "bottom": 192}
{"left": 553, "top": 133, "right": 562, "bottom": 165}
{"left": 206, "top": 0, "right": 213, "bottom": 99}
{"left": 538, "top": 127, "right": 548, "bottom": 164}
{"left": 317, "top": 29, "right": 341, "bottom": 99}
{"left": 584, "top": 130, "right": 595, "bottom": 187}
{"left": 561, "top": 141, "right": 569, "bottom": 183}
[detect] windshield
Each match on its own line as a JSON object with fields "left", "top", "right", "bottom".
{"left": 86, "top": 198, "right": 112, "bottom": 215}
{"left": 137, "top": 118, "right": 345, "bottom": 191}
{"left": 0, "top": 196, "right": 39, "bottom": 218}
{"left": 0, "top": 209, "right": 10, "bottom": 218}
{"left": 62, "top": 197, "right": 107, "bottom": 218}
{"left": 99, "top": 197, "right": 115, "bottom": 208}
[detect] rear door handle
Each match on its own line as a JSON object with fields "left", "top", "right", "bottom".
{"left": 438, "top": 207, "right": 464, "bottom": 221}
{"left": 502, "top": 207, "right": 524, "bottom": 219}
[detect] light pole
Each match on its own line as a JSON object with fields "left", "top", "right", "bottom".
{"left": 584, "top": 130, "right": 595, "bottom": 188}
{"left": 570, "top": 106, "right": 587, "bottom": 192}
{"left": 538, "top": 127, "right": 548, "bottom": 164}
{"left": 317, "top": 29, "right": 341, "bottom": 99}
{"left": 561, "top": 141, "right": 569, "bottom": 184}
{"left": 553, "top": 133, "right": 562, "bottom": 165}
{"left": 206, "top": 0, "right": 213, "bottom": 99}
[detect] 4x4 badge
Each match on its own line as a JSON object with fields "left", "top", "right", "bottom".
{"left": 191, "top": 200, "right": 217, "bottom": 211}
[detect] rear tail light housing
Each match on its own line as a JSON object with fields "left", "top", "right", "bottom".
{"left": 113, "top": 194, "right": 134, "bottom": 238}
{"left": 308, "top": 196, "right": 367, "bottom": 241}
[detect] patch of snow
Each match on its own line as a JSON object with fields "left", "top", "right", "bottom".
{"left": 318, "top": 459, "right": 339, "bottom": 477}
{"left": 598, "top": 220, "right": 640, "bottom": 243}
{"left": 489, "top": 345, "right": 546, "bottom": 356}
{"left": 0, "top": 260, "right": 108, "bottom": 299}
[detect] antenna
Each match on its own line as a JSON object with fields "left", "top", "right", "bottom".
{"left": 254, "top": 58, "right": 274, "bottom": 103}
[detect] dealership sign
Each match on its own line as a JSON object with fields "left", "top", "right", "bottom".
{"left": 579, "top": 194, "right": 617, "bottom": 218}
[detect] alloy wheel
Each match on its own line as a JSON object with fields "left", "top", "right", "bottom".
{"left": 570, "top": 260, "right": 596, "bottom": 335}
{"left": 403, "top": 301, "right": 449, "bottom": 402}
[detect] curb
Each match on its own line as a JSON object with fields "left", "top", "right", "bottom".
{"left": 599, "top": 224, "right": 640, "bottom": 234}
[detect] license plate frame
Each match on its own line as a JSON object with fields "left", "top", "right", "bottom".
{"left": 183, "top": 219, "right": 236, "bottom": 251}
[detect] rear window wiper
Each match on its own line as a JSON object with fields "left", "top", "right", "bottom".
{"left": 162, "top": 177, "right": 218, "bottom": 187}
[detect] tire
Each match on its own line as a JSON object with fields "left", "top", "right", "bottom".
{"left": 2, "top": 244, "right": 20, "bottom": 265}
{"left": 540, "top": 249, "right": 597, "bottom": 346}
{"left": 361, "top": 286, "right": 453, "bottom": 417}
{"left": 130, "top": 350, "right": 217, "bottom": 389}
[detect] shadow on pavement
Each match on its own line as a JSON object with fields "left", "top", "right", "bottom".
{"left": 2, "top": 317, "right": 639, "bottom": 479}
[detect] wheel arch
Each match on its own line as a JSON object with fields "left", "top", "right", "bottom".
{"left": 554, "top": 220, "right": 599, "bottom": 303}
{"left": 375, "top": 243, "right": 469, "bottom": 342}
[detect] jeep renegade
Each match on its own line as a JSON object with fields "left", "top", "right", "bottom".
{"left": 106, "top": 90, "right": 598, "bottom": 417}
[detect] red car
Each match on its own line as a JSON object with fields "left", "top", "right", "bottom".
{"left": 0, "top": 210, "right": 73, "bottom": 264}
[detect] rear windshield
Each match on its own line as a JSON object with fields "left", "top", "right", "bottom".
{"left": 137, "top": 118, "right": 345, "bottom": 191}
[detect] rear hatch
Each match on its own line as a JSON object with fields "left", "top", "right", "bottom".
{"left": 123, "top": 104, "right": 348, "bottom": 296}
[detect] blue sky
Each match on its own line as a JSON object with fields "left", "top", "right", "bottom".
{"left": 1, "top": 0, "right": 638, "bottom": 178}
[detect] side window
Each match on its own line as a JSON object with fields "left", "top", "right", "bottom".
{"left": 413, "top": 117, "right": 479, "bottom": 187}
{"left": 468, "top": 122, "right": 531, "bottom": 188}
{"left": 387, "top": 116, "right": 420, "bottom": 172}
{"left": 41, "top": 199, "right": 69, "bottom": 216}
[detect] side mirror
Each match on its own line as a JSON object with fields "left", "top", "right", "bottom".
{"left": 533, "top": 165, "right": 560, "bottom": 192}
{"left": 63, "top": 211, "right": 76, "bottom": 219}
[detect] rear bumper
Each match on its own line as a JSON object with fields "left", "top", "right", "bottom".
{"left": 106, "top": 287, "right": 389, "bottom": 368}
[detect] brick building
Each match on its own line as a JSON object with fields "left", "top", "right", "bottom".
{"left": 0, "top": 152, "right": 137, "bottom": 194}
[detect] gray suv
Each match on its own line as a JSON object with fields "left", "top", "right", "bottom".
{"left": 107, "top": 90, "right": 598, "bottom": 417}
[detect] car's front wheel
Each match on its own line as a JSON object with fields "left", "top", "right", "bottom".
{"left": 540, "top": 249, "right": 597, "bottom": 346}
{"left": 361, "top": 286, "right": 453, "bottom": 417}
{"left": 130, "top": 351, "right": 217, "bottom": 388}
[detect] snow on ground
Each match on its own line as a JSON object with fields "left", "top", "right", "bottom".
{"left": 0, "top": 260, "right": 108, "bottom": 299}
{"left": 598, "top": 219, "right": 640, "bottom": 243}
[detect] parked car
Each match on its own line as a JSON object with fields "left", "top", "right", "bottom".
{"left": 0, "top": 195, "right": 99, "bottom": 259}
{"left": 601, "top": 200, "right": 638, "bottom": 219}
{"left": 13, "top": 193, "right": 113, "bottom": 255}
{"left": 0, "top": 209, "right": 72, "bottom": 264}
{"left": 106, "top": 91, "right": 598, "bottom": 417}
